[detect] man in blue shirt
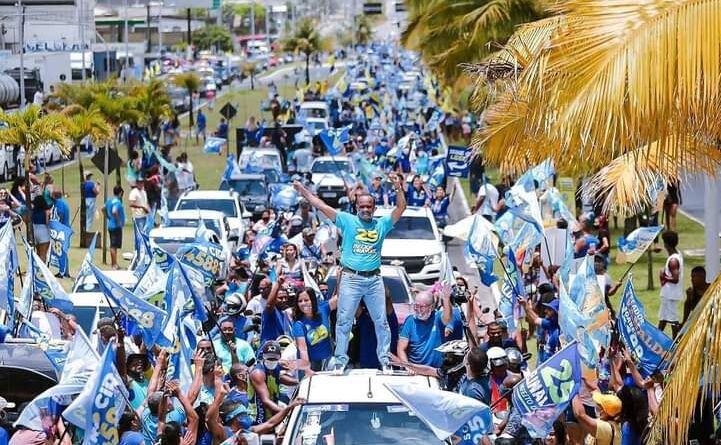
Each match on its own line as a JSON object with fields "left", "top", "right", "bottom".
{"left": 520, "top": 296, "right": 560, "bottom": 364}
{"left": 196, "top": 109, "right": 207, "bottom": 143}
{"left": 398, "top": 287, "right": 453, "bottom": 368}
{"left": 104, "top": 185, "right": 125, "bottom": 270}
{"left": 50, "top": 190, "right": 70, "bottom": 226}
{"left": 368, "top": 175, "right": 388, "bottom": 206}
{"left": 217, "top": 118, "right": 229, "bottom": 139}
{"left": 82, "top": 171, "right": 100, "bottom": 232}
{"left": 293, "top": 172, "right": 407, "bottom": 373}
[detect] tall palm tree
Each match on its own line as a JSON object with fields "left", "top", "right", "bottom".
{"left": 283, "top": 18, "right": 322, "bottom": 85}
{"left": 93, "top": 91, "right": 141, "bottom": 185}
{"left": 0, "top": 106, "right": 68, "bottom": 243}
{"left": 172, "top": 72, "right": 201, "bottom": 128}
{"left": 63, "top": 107, "right": 114, "bottom": 246}
{"left": 241, "top": 61, "right": 258, "bottom": 90}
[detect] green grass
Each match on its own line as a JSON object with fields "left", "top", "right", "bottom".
{"left": 8, "top": 69, "right": 346, "bottom": 292}
{"left": 458, "top": 176, "right": 706, "bottom": 325}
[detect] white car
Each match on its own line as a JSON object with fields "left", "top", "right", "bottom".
{"left": 149, "top": 210, "right": 236, "bottom": 275}
{"left": 174, "top": 190, "right": 251, "bottom": 238}
{"left": 238, "top": 147, "right": 284, "bottom": 174}
{"left": 311, "top": 156, "right": 357, "bottom": 208}
{"left": 374, "top": 206, "right": 444, "bottom": 285}
{"left": 277, "top": 370, "right": 443, "bottom": 445}
{"left": 35, "top": 141, "right": 64, "bottom": 166}
{"left": 69, "top": 270, "right": 138, "bottom": 336}
{"left": 298, "top": 101, "right": 330, "bottom": 123}
{"left": 305, "top": 117, "right": 328, "bottom": 136}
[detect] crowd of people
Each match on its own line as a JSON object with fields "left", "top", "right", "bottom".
{"left": 0, "top": 42, "right": 717, "bottom": 445}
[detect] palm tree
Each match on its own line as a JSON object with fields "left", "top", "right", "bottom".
{"left": 241, "top": 61, "right": 258, "bottom": 90}
{"left": 0, "top": 106, "right": 68, "bottom": 243}
{"left": 63, "top": 107, "right": 114, "bottom": 246}
{"left": 130, "top": 79, "right": 173, "bottom": 142}
{"left": 354, "top": 14, "right": 374, "bottom": 46}
{"left": 93, "top": 91, "right": 141, "bottom": 185}
{"left": 283, "top": 18, "right": 322, "bottom": 85}
{"left": 402, "top": 0, "right": 545, "bottom": 86}
{"left": 172, "top": 73, "right": 201, "bottom": 128}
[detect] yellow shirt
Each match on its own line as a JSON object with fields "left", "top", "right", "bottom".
{"left": 594, "top": 420, "right": 621, "bottom": 445}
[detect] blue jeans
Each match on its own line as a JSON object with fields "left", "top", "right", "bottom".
{"left": 335, "top": 271, "right": 390, "bottom": 368}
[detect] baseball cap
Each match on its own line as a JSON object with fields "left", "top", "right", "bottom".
{"left": 487, "top": 347, "right": 507, "bottom": 367}
{"left": 84, "top": 172, "right": 93, "bottom": 179}
{"left": 542, "top": 299, "right": 560, "bottom": 313}
{"left": 126, "top": 353, "right": 150, "bottom": 370}
{"left": 592, "top": 392, "right": 622, "bottom": 417}
{"left": 221, "top": 403, "right": 249, "bottom": 423}
{"left": 261, "top": 341, "right": 282, "bottom": 359}
{"left": 302, "top": 227, "right": 314, "bottom": 237}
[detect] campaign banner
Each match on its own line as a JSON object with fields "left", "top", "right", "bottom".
{"left": 203, "top": 136, "right": 226, "bottom": 154}
{"left": 177, "top": 242, "right": 225, "bottom": 287}
{"left": 617, "top": 226, "right": 663, "bottom": 264}
{"left": 512, "top": 342, "right": 581, "bottom": 438}
{"left": 618, "top": 279, "right": 673, "bottom": 376}
{"left": 48, "top": 220, "right": 73, "bottom": 275}
{"left": 445, "top": 145, "right": 471, "bottom": 178}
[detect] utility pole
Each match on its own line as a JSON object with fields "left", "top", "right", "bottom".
{"left": 17, "top": 0, "right": 25, "bottom": 108}
{"left": 157, "top": 0, "right": 163, "bottom": 58}
{"left": 79, "top": 0, "right": 86, "bottom": 81}
{"left": 146, "top": 2, "right": 151, "bottom": 54}
{"left": 250, "top": 1, "right": 255, "bottom": 38}
{"left": 265, "top": 3, "right": 270, "bottom": 45}
{"left": 124, "top": 0, "right": 130, "bottom": 81}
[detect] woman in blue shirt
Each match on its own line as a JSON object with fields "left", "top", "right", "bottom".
{"left": 430, "top": 186, "right": 450, "bottom": 228}
{"left": 406, "top": 175, "right": 430, "bottom": 207}
{"left": 291, "top": 287, "right": 338, "bottom": 372}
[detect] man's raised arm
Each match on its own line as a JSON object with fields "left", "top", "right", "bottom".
{"left": 293, "top": 180, "right": 337, "bottom": 222}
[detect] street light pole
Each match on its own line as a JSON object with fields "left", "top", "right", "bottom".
{"left": 17, "top": 0, "right": 25, "bottom": 108}
{"left": 124, "top": 0, "right": 129, "bottom": 81}
{"left": 158, "top": 1, "right": 163, "bottom": 58}
{"left": 79, "top": 0, "right": 86, "bottom": 81}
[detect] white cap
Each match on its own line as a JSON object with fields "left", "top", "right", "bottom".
{"left": 487, "top": 346, "right": 507, "bottom": 367}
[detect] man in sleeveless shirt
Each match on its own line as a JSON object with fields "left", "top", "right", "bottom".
{"left": 658, "top": 230, "right": 683, "bottom": 338}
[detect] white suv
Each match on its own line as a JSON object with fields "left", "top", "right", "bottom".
{"left": 278, "top": 370, "right": 443, "bottom": 445}
{"left": 174, "top": 190, "right": 251, "bottom": 238}
{"left": 374, "top": 206, "right": 443, "bottom": 285}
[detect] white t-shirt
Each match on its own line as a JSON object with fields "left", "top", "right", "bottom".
{"left": 128, "top": 187, "right": 148, "bottom": 218}
{"left": 176, "top": 161, "right": 195, "bottom": 191}
{"left": 660, "top": 252, "right": 684, "bottom": 301}
{"left": 247, "top": 294, "right": 268, "bottom": 315}
{"left": 33, "top": 90, "right": 44, "bottom": 106}
{"left": 476, "top": 183, "right": 499, "bottom": 217}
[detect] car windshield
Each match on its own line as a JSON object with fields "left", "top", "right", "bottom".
{"left": 325, "top": 274, "right": 409, "bottom": 304}
{"left": 289, "top": 403, "right": 441, "bottom": 445}
{"left": 176, "top": 199, "right": 237, "bottom": 217}
{"left": 312, "top": 160, "right": 349, "bottom": 174}
{"left": 74, "top": 306, "right": 114, "bottom": 335}
{"left": 223, "top": 179, "right": 267, "bottom": 195}
{"left": 384, "top": 216, "right": 435, "bottom": 240}
{"left": 309, "top": 121, "right": 327, "bottom": 130}
{"left": 240, "top": 152, "right": 281, "bottom": 170}
{"left": 167, "top": 219, "right": 223, "bottom": 237}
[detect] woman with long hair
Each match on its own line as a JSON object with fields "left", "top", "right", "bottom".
{"left": 291, "top": 287, "right": 338, "bottom": 372}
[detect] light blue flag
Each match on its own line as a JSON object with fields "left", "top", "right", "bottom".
{"left": 30, "top": 244, "right": 74, "bottom": 313}
{"left": 505, "top": 184, "right": 544, "bottom": 233}
{"left": 14, "top": 328, "right": 100, "bottom": 433}
{"left": 144, "top": 206, "right": 156, "bottom": 234}
{"left": 319, "top": 126, "right": 350, "bottom": 156}
{"left": 617, "top": 278, "right": 673, "bottom": 377}
{"left": 177, "top": 238, "right": 225, "bottom": 287}
{"left": 617, "top": 226, "right": 663, "bottom": 264}
{"left": 165, "top": 261, "right": 209, "bottom": 322}
{"left": 464, "top": 216, "right": 499, "bottom": 286}
{"left": 222, "top": 154, "right": 242, "bottom": 181}
{"left": 563, "top": 256, "right": 611, "bottom": 372}
{"left": 90, "top": 264, "right": 169, "bottom": 346}
{"left": 134, "top": 259, "right": 167, "bottom": 307}
{"left": 530, "top": 159, "right": 555, "bottom": 189}
{"left": 546, "top": 187, "right": 577, "bottom": 225}
{"left": 204, "top": 136, "right": 226, "bottom": 154}
{"left": 438, "top": 252, "right": 455, "bottom": 286}
{"left": 428, "top": 160, "right": 446, "bottom": 189}
{"left": 48, "top": 220, "right": 73, "bottom": 276}
{"left": 63, "top": 344, "right": 128, "bottom": 445}
{"left": 0, "top": 222, "right": 17, "bottom": 328}
{"left": 493, "top": 211, "right": 517, "bottom": 246}
{"left": 75, "top": 233, "right": 98, "bottom": 292}
{"left": 510, "top": 221, "right": 544, "bottom": 263}
{"left": 131, "top": 218, "right": 153, "bottom": 281}
{"left": 558, "top": 230, "right": 575, "bottom": 285}
{"left": 167, "top": 314, "right": 196, "bottom": 394}
{"left": 499, "top": 248, "right": 524, "bottom": 335}
{"left": 384, "top": 382, "right": 492, "bottom": 441}
{"left": 512, "top": 341, "right": 582, "bottom": 438}
{"left": 269, "top": 183, "right": 300, "bottom": 210}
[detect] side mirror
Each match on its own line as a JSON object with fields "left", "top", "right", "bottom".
{"left": 242, "top": 210, "right": 252, "bottom": 219}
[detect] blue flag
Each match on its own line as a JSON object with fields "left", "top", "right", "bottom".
{"left": 30, "top": 245, "right": 74, "bottom": 313}
{"left": 0, "top": 222, "right": 17, "bottom": 329}
{"left": 222, "top": 154, "right": 242, "bottom": 181}
{"left": 63, "top": 344, "right": 128, "bottom": 445}
{"left": 505, "top": 185, "right": 544, "bottom": 233}
{"left": 48, "top": 220, "right": 73, "bottom": 276}
{"left": 269, "top": 183, "right": 300, "bottom": 210}
{"left": 546, "top": 187, "right": 577, "bottom": 225}
{"left": 204, "top": 136, "right": 226, "bottom": 154}
{"left": 428, "top": 160, "right": 446, "bottom": 189}
{"left": 131, "top": 218, "right": 153, "bottom": 281}
{"left": 617, "top": 279, "right": 673, "bottom": 377}
{"left": 464, "top": 215, "right": 498, "bottom": 286}
{"left": 166, "top": 261, "right": 209, "bottom": 322}
{"left": 438, "top": 252, "right": 455, "bottom": 286}
{"left": 319, "top": 126, "right": 350, "bottom": 156}
{"left": 617, "top": 226, "right": 663, "bottom": 264}
{"left": 176, "top": 239, "right": 225, "bottom": 287}
{"left": 493, "top": 211, "right": 517, "bottom": 246}
{"left": 385, "top": 382, "right": 492, "bottom": 441}
{"left": 90, "top": 264, "right": 169, "bottom": 346}
{"left": 499, "top": 248, "right": 524, "bottom": 335}
{"left": 512, "top": 341, "right": 582, "bottom": 438}
{"left": 510, "top": 221, "right": 544, "bottom": 264}
{"left": 166, "top": 313, "right": 196, "bottom": 394}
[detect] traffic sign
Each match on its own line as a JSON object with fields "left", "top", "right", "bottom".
{"left": 363, "top": 2, "right": 383, "bottom": 15}
{"left": 91, "top": 146, "right": 122, "bottom": 174}
{"left": 220, "top": 103, "right": 237, "bottom": 121}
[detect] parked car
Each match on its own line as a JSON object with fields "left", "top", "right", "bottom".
{"left": 167, "top": 86, "right": 191, "bottom": 113}
{"left": 219, "top": 173, "right": 269, "bottom": 220}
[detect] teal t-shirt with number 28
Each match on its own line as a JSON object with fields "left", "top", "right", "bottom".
{"left": 335, "top": 211, "right": 394, "bottom": 271}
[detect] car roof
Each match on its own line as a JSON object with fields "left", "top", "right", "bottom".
{"left": 300, "top": 101, "right": 328, "bottom": 108}
{"left": 150, "top": 227, "right": 199, "bottom": 237}
{"left": 296, "top": 370, "right": 438, "bottom": 404}
{"left": 240, "top": 147, "right": 281, "bottom": 155}
{"left": 374, "top": 206, "right": 431, "bottom": 218}
{"left": 74, "top": 269, "right": 136, "bottom": 286}
{"left": 167, "top": 210, "right": 225, "bottom": 220}
{"left": 305, "top": 117, "right": 328, "bottom": 123}
{"left": 226, "top": 173, "right": 265, "bottom": 181}
{"left": 180, "top": 190, "right": 239, "bottom": 200}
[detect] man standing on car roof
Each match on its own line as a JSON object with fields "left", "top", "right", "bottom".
{"left": 293, "top": 172, "right": 406, "bottom": 374}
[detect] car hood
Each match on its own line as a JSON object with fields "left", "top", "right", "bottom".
{"left": 380, "top": 239, "right": 442, "bottom": 257}
{"left": 313, "top": 173, "right": 346, "bottom": 187}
